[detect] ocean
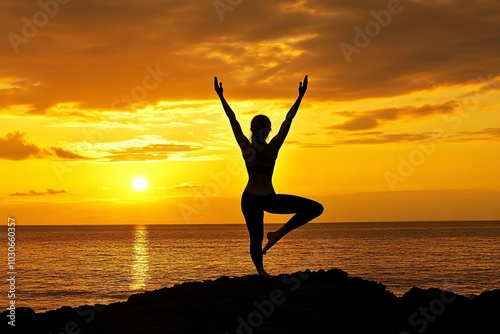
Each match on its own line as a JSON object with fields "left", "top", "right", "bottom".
{"left": 2, "top": 221, "right": 499, "bottom": 312}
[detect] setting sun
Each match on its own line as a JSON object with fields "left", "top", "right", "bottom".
{"left": 132, "top": 177, "right": 148, "bottom": 191}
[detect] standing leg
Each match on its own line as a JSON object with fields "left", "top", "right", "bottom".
{"left": 263, "top": 194, "right": 323, "bottom": 254}
{"left": 241, "top": 192, "right": 269, "bottom": 275}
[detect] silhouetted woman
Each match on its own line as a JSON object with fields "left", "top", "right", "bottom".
{"left": 214, "top": 75, "right": 323, "bottom": 276}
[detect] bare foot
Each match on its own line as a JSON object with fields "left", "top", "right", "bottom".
{"left": 263, "top": 231, "right": 280, "bottom": 254}
{"left": 257, "top": 268, "right": 271, "bottom": 276}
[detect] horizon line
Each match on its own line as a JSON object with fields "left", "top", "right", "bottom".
{"left": 12, "top": 220, "right": 500, "bottom": 227}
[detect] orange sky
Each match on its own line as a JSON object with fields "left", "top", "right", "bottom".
{"left": 1, "top": 0, "right": 499, "bottom": 225}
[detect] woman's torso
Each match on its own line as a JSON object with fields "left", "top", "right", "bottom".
{"left": 243, "top": 143, "right": 277, "bottom": 196}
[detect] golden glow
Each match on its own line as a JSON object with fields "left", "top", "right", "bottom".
{"left": 131, "top": 226, "right": 149, "bottom": 290}
{"left": 132, "top": 177, "right": 148, "bottom": 191}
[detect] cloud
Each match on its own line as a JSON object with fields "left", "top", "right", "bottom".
{"left": 333, "top": 132, "right": 440, "bottom": 145}
{"left": 447, "top": 127, "right": 500, "bottom": 143}
{"left": 10, "top": 189, "right": 66, "bottom": 196}
{"left": 0, "top": 131, "right": 88, "bottom": 160}
{"left": 105, "top": 140, "right": 201, "bottom": 162}
{"left": 146, "top": 182, "right": 201, "bottom": 192}
{"left": 291, "top": 127, "right": 500, "bottom": 146}
{"left": 59, "top": 135, "right": 202, "bottom": 162}
{"left": 0, "top": 131, "right": 42, "bottom": 160}
{"left": 168, "top": 182, "right": 201, "bottom": 190}
{"left": 343, "top": 127, "right": 500, "bottom": 145}
{"left": 50, "top": 147, "right": 88, "bottom": 159}
{"left": 328, "top": 101, "right": 458, "bottom": 131}
{"left": 329, "top": 115, "right": 380, "bottom": 131}
{"left": 458, "top": 74, "right": 500, "bottom": 99}
{"left": 0, "top": 0, "right": 499, "bottom": 112}
{"left": 105, "top": 144, "right": 199, "bottom": 162}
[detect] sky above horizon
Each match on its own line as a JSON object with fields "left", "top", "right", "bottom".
{"left": 1, "top": 0, "right": 499, "bottom": 225}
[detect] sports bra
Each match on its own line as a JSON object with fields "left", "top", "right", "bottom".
{"left": 246, "top": 161, "right": 275, "bottom": 173}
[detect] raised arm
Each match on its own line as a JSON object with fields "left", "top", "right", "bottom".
{"left": 214, "top": 77, "right": 249, "bottom": 148}
{"left": 269, "top": 75, "right": 308, "bottom": 150}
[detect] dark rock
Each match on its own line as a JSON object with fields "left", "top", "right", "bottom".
{"left": 1, "top": 269, "right": 498, "bottom": 334}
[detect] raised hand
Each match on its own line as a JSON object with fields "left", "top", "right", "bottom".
{"left": 298, "top": 75, "right": 308, "bottom": 96}
{"left": 214, "top": 76, "right": 224, "bottom": 97}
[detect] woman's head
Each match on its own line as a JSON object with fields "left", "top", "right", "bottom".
{"left": 250, "top": 114, "right": 271, "bottom": 144}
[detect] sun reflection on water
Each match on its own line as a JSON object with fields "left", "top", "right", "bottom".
{"left": 131, "top": 225, "right": 150, "bottom": 290}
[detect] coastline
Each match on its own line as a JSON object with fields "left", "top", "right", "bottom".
{"left": 2, "top": 268, "right": 499, "bottom": 334}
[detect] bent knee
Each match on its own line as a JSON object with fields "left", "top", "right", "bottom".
{"left": 312, "top": 201, "right": 324, "bottom": 217}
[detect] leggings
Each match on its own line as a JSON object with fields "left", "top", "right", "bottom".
{"left": 241, "top": 191, "right": 324, "bottom": 269}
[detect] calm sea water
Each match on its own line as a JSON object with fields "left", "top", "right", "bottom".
{"left": 2, "top": 222, "right": 499, "bottom": 312}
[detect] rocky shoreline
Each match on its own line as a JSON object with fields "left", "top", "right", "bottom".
{"left": 2, "top": 268, "right": 499, "bottom": 333}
